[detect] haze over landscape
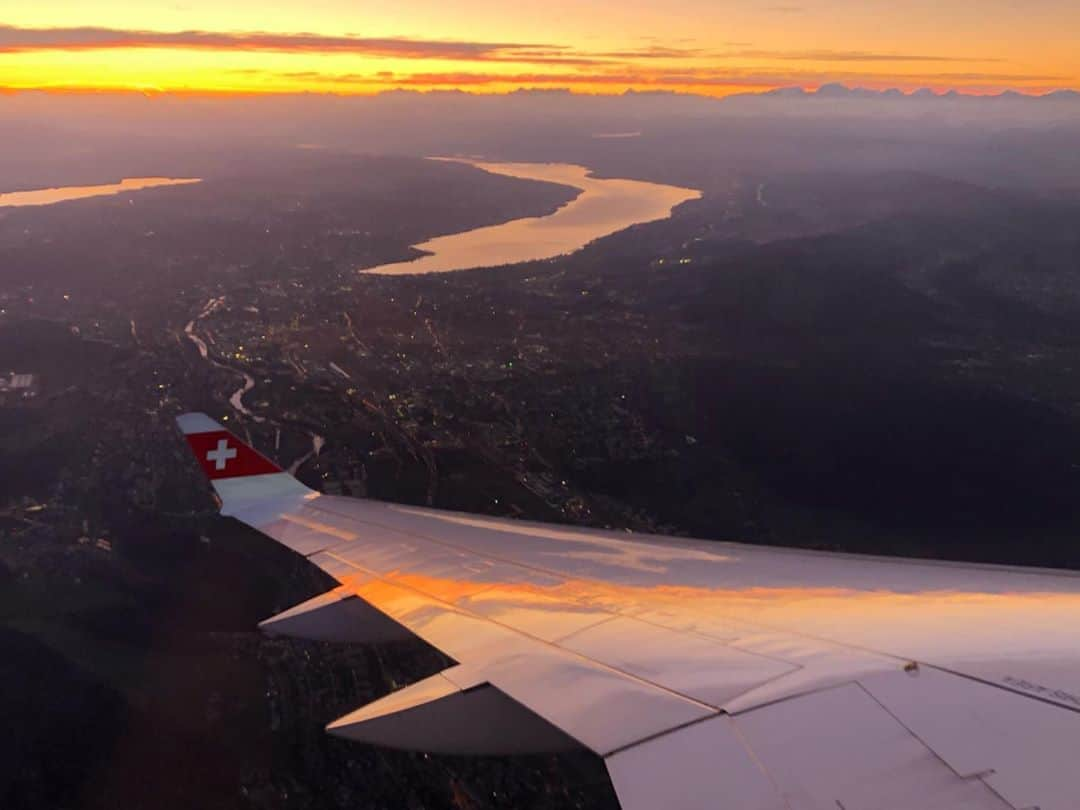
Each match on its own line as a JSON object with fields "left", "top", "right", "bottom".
{"left": 3, "top": 2, "right": 1080, "bottom": 810}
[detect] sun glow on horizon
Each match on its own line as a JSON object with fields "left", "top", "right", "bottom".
{"left": 2, "top": 2, "right": 1079, "bottom": 98}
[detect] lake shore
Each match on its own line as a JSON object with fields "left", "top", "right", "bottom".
{"left": 362, "top": 159, "right": 700, "bottom": 275}
{"left": 0, "top": 177, "right": 202, "bottom": 208}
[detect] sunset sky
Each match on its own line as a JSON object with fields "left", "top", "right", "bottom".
{"left": 3, "top": 1, "right": 1079, "bottom": 97}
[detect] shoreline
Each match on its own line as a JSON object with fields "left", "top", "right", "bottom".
{"left": 362, "top": 158, "right": 700, "bottom": 275}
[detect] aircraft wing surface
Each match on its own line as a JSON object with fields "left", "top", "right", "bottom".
{"left": 178, "top": 412, "right": 1080, "bottom": 810}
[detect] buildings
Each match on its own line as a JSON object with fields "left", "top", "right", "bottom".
{"left": 0, "top": 372, "right": 37, "bottom": 404}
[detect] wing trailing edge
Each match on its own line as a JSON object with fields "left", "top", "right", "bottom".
{"left": 326, "top": 669, "right": 581, "bottom": 755}
{"left": 259, "top": 587, "right": 414, "bottom": 644}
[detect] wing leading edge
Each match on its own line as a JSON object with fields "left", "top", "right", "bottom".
{"left": 177, "top": 413, "right": 1080, "bottom": 810}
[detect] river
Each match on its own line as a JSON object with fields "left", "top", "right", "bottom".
{"left": 362, "top": 159, "right": 701, "bottom": 275}
{"left": 0, "top": 177, "right": 201, "bottom": 208}
{"left": 184, "top": 296, "right": 326, "bottom": 468}
{"left": 183, "top": 296, "right": 264, "bottom": 423}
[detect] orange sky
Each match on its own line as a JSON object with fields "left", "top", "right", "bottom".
{"left": 2, "top": 1, "right": 1079, "bottom": 97}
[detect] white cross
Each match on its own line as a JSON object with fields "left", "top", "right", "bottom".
{"left": 206, "top": 438, "right": 238, "bottom": 471}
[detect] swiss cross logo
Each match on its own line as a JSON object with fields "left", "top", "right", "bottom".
{"left": 185, "top": 430, "right": 281, "bottom": 480}
{"left": 206, "top": 438, "right": 238, "bottom": 471}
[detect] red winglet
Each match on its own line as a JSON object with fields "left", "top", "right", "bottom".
{"left": 176, "top": 412, "right": 282, "bottom": 480}
{"left": 185, "top": 429, "right": 282, "bottom": 480}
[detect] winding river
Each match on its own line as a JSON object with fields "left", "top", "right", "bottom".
{"left": 363, "top": 159, "right": 701, "bottom": 275}
{"left": 184, "top": 297, "right": 325, "bottom": 468}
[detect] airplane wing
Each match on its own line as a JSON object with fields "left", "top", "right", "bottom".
{"left": 177, "top": 413, "right": 1080, "bottom": 810}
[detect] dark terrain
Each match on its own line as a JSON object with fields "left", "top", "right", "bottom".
{"left": 3, "top": 139, "right": 1080, "bottom": 808}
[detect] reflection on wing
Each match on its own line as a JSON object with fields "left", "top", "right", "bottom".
{"left": 178, "top": 414, "right": 1080, "bottom": 809}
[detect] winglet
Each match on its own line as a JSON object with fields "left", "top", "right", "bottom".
{"left": 176, "top": 412, "right": 314, "bottom": 515}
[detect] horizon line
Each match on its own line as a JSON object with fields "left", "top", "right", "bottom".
{"left": 2, "top": 82, "right": 1080, "bottom": 101}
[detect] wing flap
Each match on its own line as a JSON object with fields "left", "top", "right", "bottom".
{"left": 606, "top": 686, "right": 1018, "bottom": 810}
{"left": 606, "top": 716, "right": 789, "bottom": 810}
{"left": 862, "top": 666, "right": 1080, "bottom": 810}
{"left": 730, "top": 683, "right": 1013, "bottom": 809}
{"left": 258, "top": 587, "right": 413, "bottom": 644}
{"left": 326, "top": 670, "right": 581, "bottom": 755}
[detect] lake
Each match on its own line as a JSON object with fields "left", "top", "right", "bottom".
{"left": 0, "top": 177, "right": 202, "bottom": 208}
{"left": 363, "top": 159, "right": 701, "bottom": 275}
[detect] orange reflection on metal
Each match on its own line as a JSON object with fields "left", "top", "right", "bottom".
{"left": 331, "top": 562, "right": 1080, "bottom": 668}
